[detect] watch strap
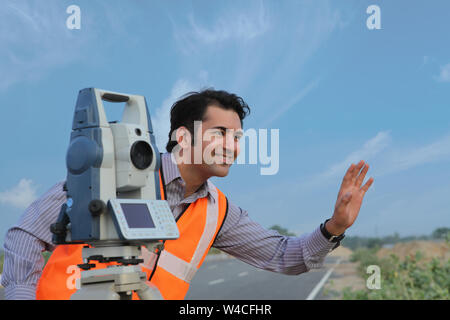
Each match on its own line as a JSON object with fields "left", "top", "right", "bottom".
{"left": 320, "top": 219, "right": 345, "bottom": 243}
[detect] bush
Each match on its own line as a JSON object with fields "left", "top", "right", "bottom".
{"left": 343, "top": 247, "right": 450, "bottom": 300}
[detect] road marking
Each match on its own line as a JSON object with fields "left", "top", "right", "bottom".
{"left": 207, "top": 264, "right": 217, "bottom": 270}
{"left": 208, "top": 278, "right": 225, "bottom": 285}
{"left": 306, "top": 258, "right": 342, "bottom": 300}
{"left": 238, "top": 271, "right": 248, "bottom": 277}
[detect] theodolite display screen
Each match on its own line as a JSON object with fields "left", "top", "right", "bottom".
{"left": 120, "top": 203, "right": 156, "bottom": 228}
{"left": 109, "top": 198, "right": 179, "bottom": 241}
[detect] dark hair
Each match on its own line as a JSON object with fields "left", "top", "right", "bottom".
{"left": 165, "top": 88, "right": 251, "bottom": 152}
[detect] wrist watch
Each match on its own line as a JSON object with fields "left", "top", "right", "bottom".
{"left": 320, "top": 219, "right": 345, "bottom": 249}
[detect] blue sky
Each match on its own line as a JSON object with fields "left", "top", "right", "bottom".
{"left": 1, "top": 0, "right": 450, "bottom": 244}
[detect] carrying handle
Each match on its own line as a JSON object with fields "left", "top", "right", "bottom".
{"left": 101, "top": 92, "right": 130, "bottom": 103}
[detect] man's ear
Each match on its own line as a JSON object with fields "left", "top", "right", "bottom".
{"left": 175, "top": 127, "right": 192, "bottom": 149}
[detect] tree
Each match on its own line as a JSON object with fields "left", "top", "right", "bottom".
{"left": 431, "top": 227, "right": 450, "bottom": 239}
{"left": 367, "top": 237, "right": 383, "bottom": 249}
{"left": 269, "top": 225, "right": 296, "bottom": 236}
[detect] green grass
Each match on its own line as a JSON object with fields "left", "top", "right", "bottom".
{"left": 342, "top": 246, "right": 450, "bottom": 300}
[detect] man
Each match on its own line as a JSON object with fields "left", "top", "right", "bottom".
{"left": 1, "top": 89, "right": 374, "bottom": 299}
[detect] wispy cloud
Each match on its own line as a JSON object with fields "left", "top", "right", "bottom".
{"left": 378, "top": 133, "right": 450, "bottom": 176}
{"left": 321, "top": 131, "right": 392, "bottom": 179}
{"left": 233, "top": 1, "right": 346, "bottom": 116}
{"left": 435, "top": 63, "right": 450, "bottom": 82}
{"left": 0, "top": 179, "right": 38, "bottom": 209}
{"left": 0, "top": 1, "right": 134, "bottom": 91}
{"left": 0, "top": 1, "right": 89, "bottom": 90}
{"left": 261, "top": 79, "right": 320, "bottom": 126}
{"left": 300, "top": 130, "right": 450, "bottom": 191}
{"left": 171, "top": 1, "right": 270, "bottom": 54}
{"left": 302, "top": 131, "right": 391, "bottom": 190}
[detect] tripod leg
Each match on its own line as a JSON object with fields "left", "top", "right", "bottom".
{"left": 135, "top": 281, "right": 163, "bottom": 300}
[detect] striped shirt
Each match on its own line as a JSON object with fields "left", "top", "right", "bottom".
{"left": 1, "top": 152, "right": 336, "bottom": 300}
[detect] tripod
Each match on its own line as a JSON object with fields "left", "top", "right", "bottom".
{"left": 71, "top": 244, "right": 162, "bottom": 300}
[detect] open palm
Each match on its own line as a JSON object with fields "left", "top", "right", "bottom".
{"left": 328, "top": 160, "right": 374, "bottom": 234}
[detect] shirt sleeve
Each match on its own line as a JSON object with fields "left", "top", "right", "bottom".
{"left": 1, "top": 181, "right": 66, "bottom": 300}
{"left": 212, "top": 199, "right": 336, "bottom": 275}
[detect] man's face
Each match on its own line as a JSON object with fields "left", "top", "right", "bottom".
{"left": 193, "top": 104, "right": 243, "bottom": 178}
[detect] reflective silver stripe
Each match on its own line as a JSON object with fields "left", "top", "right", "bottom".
{"left": 139, "top": 246, "right": 158, "bottom": 271}
{"left": 190, "top": 182, "right": 219, "bottom": 268}
{"left": 157, "top": 250, "right": 197, "bottom": 283}
{"left": 157, "top": 184, "right": 220, "bottom": 283}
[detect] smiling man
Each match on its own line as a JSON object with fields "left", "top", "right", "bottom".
{"left": 1, "top": 89, "right": 373, "bottom": 300}
{"left": 171, "top": 104, "right": 244, "bottom": 196}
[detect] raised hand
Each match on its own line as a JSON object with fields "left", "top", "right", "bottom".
{"left": 326, "top": 160, "right": 374, "bottom": 236}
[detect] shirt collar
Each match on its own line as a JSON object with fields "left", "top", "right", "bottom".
{"left": 161, "top": 152, "right": 216, "bottom": 203}
{"left": 160, "top": 152, "right": 182, "bottom": 184}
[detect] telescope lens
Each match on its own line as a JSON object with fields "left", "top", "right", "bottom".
{"left": 130, "top": 141, "right": 153, "bottom": 170}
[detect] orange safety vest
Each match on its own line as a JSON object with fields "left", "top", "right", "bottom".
{"left": 36, "top": 170, "right": 228, "bottom": 300}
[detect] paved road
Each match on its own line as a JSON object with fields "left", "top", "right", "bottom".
{"left": 0, "top": 256, "right": 337, "bottom": 300}
{"left": 185, "top": 255, "right": 337, "bottom": 300}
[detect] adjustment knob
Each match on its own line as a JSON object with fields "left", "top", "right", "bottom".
{"left": 89, "top": 199, "right": 106, "bottom": 216}
{"left": 50, "top": 222, "right": 66, "bottom": 235}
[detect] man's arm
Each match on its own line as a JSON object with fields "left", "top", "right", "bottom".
{"left": 1, "top": 181, "right": 66, "bottom": 300}
{"left": 212, "top": 200, "right": 336, "bottom": 275}
{"left": 212, "top": 161, "right": 373, "bottom": 274}
{"left": 2, "top": 229, "right": 51, "bottom": 299}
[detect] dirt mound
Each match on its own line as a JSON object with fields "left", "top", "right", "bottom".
{"left": 323, "top": 246, "right": 365, "bottom": 299}
{"left": 376, "top": 241, "right": 450, "bottom": 261}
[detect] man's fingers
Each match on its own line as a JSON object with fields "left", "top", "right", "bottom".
{"left": 351, "top": 160, "right": 365, "bottom": 183}
{"left": 356, "top": 163, "right": 369, "bottom": 187}
{"left": 344, "top": 163, "right": 355, "bottom": 179}
{"left": 361, "top": 177, "right": 374, "bottom": 193}
{"left": 339, "top": 161, "right": 369, "bottom": 200}
{"left": 342, "top": 163, "right": 357, "bottom": 188}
